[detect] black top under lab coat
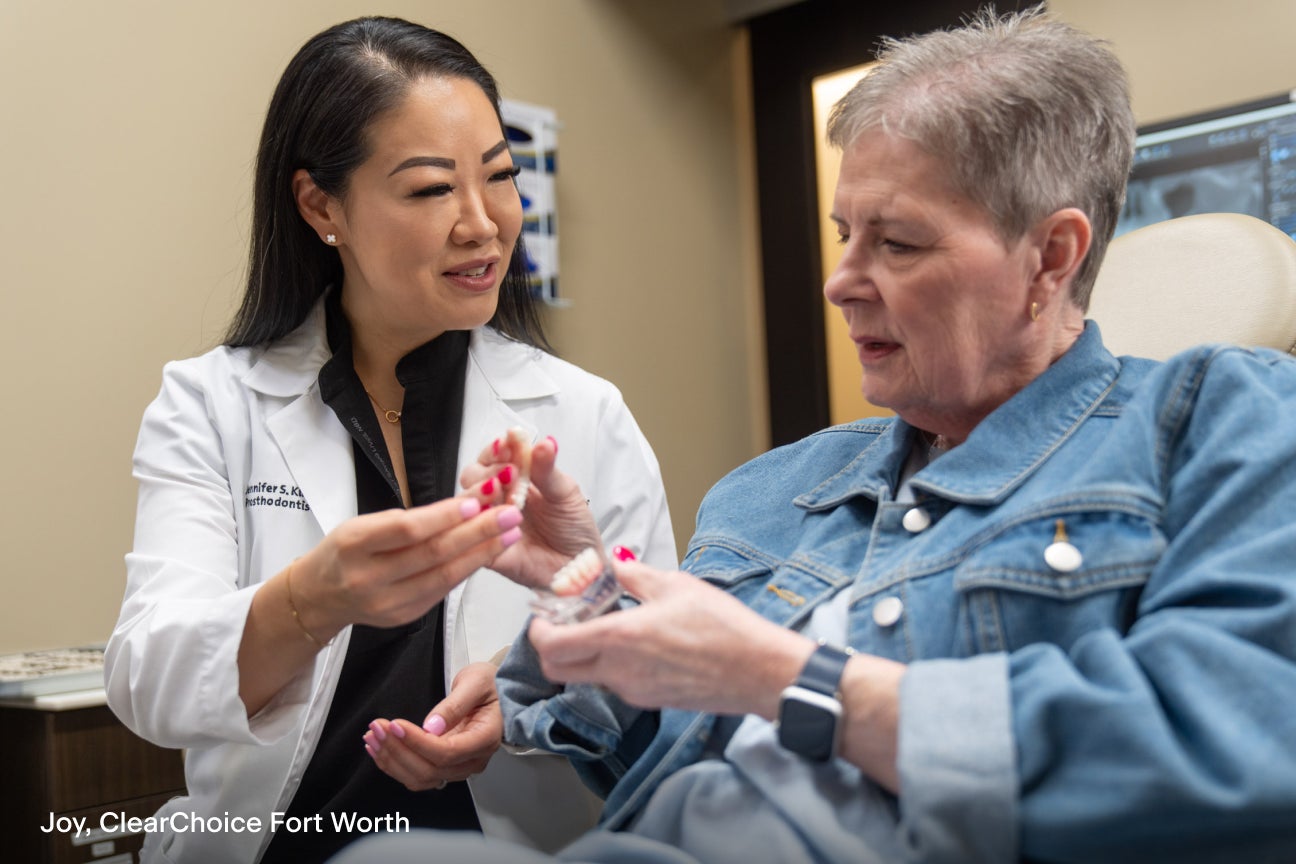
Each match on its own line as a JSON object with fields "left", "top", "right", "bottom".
{"left": 262, "top": 293, "right": 480, "bottom": 863}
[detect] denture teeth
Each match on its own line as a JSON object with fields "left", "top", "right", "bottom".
{"left": 550, "top": 548, "right": 603, "bottom": 596}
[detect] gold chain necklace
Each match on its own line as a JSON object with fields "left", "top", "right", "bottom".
{"left": 365, "top": 390, "right": 402, "bottom": 424}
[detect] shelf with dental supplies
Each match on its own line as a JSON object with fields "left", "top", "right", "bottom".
{"left": 0, "top": 645, "right": 185, "bottom": 864}
{"left": 501, "top": 98, "right": 570, "bottom": 308}
{"left": 0, "top": 645, "right": 108, "bottom": 702}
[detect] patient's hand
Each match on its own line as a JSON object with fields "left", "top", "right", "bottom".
{"left": 528, "top": 562, "right": 813, "bottom": 718}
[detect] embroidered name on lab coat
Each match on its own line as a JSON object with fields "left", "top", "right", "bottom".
{"left": 245, "top": 481, "right": 311, "bottom": 512}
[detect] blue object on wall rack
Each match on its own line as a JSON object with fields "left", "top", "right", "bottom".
{"left": 502, "top": 99, "right": 563, "bottom": 304}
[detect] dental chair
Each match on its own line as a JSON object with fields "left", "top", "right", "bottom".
{"left": 1088, "top": 212, "right": 1296, "bottom": 359}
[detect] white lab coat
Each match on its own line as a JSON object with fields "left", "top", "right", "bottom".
{"left": 105, "top": 302, "right": 677, "bottom": 864}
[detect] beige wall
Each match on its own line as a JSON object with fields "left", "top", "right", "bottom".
{"left": 0, "top": 0, "right": 765, "bottom": 653}
{"left": 1050, "top": 0, "right": 1296, "bottom": 124}
{"left": 6, "top": 0, "right": 1293, "bottom": 655}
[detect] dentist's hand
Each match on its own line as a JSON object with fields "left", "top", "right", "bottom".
{"left": 364, "top": 662, "right": 503, "bottom": 790}
{"left": 294, "top": 497, "right": 524, "bottom": 638}
{"left": 239, "top": 497, "right": 521, "bottom": 717}
{"left": 461, "top": 433, "right": 603, "bottom": 589}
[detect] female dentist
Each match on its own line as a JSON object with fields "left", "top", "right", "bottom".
{"left": 105, "top": 17, "right": 675, "bottom": 864}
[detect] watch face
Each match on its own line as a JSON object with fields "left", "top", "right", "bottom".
{"left": 778, "top": 687, "right": 841, "bottom": 762}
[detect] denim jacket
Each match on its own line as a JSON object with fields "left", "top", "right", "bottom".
{"left": 499, "top": 323, "right": 1296, "bottom": 863}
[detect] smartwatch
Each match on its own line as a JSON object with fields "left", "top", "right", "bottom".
{"left": 776, "top": 642, "right": 854, "bottom": 762}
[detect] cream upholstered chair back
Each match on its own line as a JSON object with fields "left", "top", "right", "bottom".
{"left": 1087, "top": 212, "right": 1296, "bottom": 360}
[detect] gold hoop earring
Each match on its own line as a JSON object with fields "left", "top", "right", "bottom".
{"left": 1029, "top": 301, "right": 1041, "bottom": 322}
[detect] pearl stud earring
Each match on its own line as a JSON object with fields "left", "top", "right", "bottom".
{"left": 325, "top": 233, "right": 337, "bottom": 245}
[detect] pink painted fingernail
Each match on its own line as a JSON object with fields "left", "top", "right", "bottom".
{"left": 482, "top": 478, "right": 495, "bottom": 496}
{"left": 459, "top": 498, "right": 481, "bottom": 519}
{"left": 492, "top": 438, "right": 501, "bottom": 456}
{"left": 363, "top": 731, "right": 381, "bottom": 753}
{"left": 364, "top": 742, "right": 377, "bottom": 758}
{"left": 423, "top": 714, "right": 447, "bottom": 736}
{"left": 498, "top": 465, "right": 514, "bottom": 485}
{"left": 496, "top": 506, "right": 522, "bottom": 530}
{"left": 501, "top": 526, "right": 522, "bottom": 548}
{"left": 369, "top": 721, "right": 386, "bottom": 742}
{"left": 613, "top": 546, "right": 637, "bottom": 562}
{"left": 390, "top": 723, "right": 406, "bottom": 740}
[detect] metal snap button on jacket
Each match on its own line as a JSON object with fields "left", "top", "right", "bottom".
{"left": 873, "top": 596, "right": 904, "bottom": 627}
{"left": 902, "top": 507, "right": 932, "bottom": 533}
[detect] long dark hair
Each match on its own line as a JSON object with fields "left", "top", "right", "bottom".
{"left": 224, "top": 16, "right": 549, "bottom": 350}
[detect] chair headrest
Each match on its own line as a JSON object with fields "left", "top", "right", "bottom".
{"left": 1088, "top": 213, "right": 1296, "bottom": 359}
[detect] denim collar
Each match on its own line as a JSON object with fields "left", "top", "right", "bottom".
{"left": 797, "top": 321, "right": 1122, "bottom": 510}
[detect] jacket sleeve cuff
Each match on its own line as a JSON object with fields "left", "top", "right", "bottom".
{"left": 896, "top": 653, "right": 1018, "bottom": 864}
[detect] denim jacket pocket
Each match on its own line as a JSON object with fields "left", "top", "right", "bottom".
{"left": 685, "top": 539, "right": 776, "bottom": 591}
{"left": 951, "top": 507, "right": 1165, "bottom": 653}
{"left": 687, "top": 538, "right": 850, "bottom": 629}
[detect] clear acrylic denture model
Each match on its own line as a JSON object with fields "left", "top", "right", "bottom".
{"left": 530, "top": 547, "right": 623, "bottom": 625}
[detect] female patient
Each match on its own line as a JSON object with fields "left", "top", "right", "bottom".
{"left": 339, "top": 7, "right": 1296, "bottom": 864}
{"left": 105, "top": 16, "right": 674, "bottom": 864}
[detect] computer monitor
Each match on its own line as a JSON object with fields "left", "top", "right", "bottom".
{"left": 1115, "top": 90, "right": 1296, "bottom": 240}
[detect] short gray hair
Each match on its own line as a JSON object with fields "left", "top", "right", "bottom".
{"left": 826, "top": 5, "right": 1134, "bottom": 309}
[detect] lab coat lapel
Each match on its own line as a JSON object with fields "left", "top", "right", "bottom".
{"left": 268, "top": 393, "right": 356, "bottom": 536}
{"left": 244, "top": 303, "right": 358, "bottom": 537}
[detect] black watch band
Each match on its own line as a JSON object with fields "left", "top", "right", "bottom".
{"left": 795, "top": 643, "right": 853, "bottom": 697}
{"left": 777, "top": 642, "right": 854, "bottom": 762}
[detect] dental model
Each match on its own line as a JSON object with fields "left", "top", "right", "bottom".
{"left": 506, "top": 426, "right": 532, "bottom": 510}
{"left": 549, "top": 548, "right": 604, "bottom": 596}
{"left": 531, "top": 547, "right": 623, "bottom": 624}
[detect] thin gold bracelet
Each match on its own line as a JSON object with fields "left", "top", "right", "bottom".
{"left": 285, "top": 561, "right": 329, "bottom": 649}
